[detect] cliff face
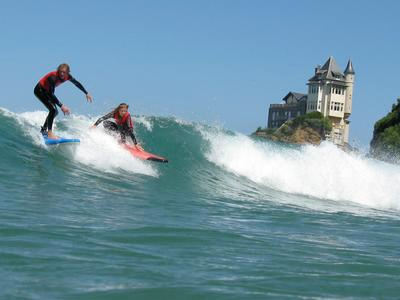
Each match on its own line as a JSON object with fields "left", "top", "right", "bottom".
{"left": 370, "top": 99, "right": 400, "bottom": 162}
{"left": 254, "top": 112, "right": 331, "bottom": 146}
{"left": 255, "top": 126, "right": 323, "bottom": 145}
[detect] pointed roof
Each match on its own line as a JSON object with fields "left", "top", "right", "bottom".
{"left": 282, "top": 92, "right": 307, "bottom": 103}
{"left": 309, "top": 56, "right": 345, "bottom": 82}
{"left": 321, "top": 56, "right": 342, "bottom": 73}
{"left": 344, "top": 59, "right": 355, "bottom": 74}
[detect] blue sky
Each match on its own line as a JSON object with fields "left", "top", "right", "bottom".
{"left": 1, "top": 0, "right": 399, "bottom": 147}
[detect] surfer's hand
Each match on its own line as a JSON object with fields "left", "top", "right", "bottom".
{"left": 86, "top": 93, "right": 93, "bottom": 103}
{"left": 90, "top": 125, "right": 97, "bottom": 129}
{"left": 61, "top": 104, "right": 70, "bottom": 115}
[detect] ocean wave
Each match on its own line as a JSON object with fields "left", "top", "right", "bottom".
{"left": 2, "top": 107, "right": 400, "bottom": 214}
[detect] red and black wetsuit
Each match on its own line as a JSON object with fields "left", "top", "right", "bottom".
{"left": 94, "top": 111, "right": 138, "bottom": 145}
{"left": 34, "top": 71, "right": 88, "bottom": 132}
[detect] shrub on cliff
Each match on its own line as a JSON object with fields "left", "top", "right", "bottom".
{"left": 370, "top": 98, "right": 400, "bottom": 161}
{"left": 290, "top": 111, "right": 331, "bottom": 134}
{"left": 255, "top": 111, "right": 332, "bottom": 145}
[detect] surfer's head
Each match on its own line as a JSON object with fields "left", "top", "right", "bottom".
{"left": 57, "top": 63, "right": 70, "bottom": 80}
{"left": 114, "top": 103, "right": 129, "bottom": 117}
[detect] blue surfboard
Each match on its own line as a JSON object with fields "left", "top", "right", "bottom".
{"left": 43, "top": 136, "right": 80, "bottom": 145}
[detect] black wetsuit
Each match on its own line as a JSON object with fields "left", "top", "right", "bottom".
{"left": 34, "top": 71, "right": 88, "bottom": 133}
{"left": 94, "top": 112, "right": 138, "bottom": 145}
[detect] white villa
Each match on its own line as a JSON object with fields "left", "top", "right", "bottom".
{"left": 268, "top": 56, "right": 355, "bottom": 146}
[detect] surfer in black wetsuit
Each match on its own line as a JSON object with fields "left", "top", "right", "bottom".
{"left": 92, "top": 103, "right": 142, "bottom": 149}
{"left": 34, "top": 63, "right": 93, "bottom": 139}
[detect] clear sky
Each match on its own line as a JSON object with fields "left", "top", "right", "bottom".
{"left": 1, "top": 0, "right": 399, "bottom": 147}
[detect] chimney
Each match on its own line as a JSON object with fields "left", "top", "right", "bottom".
{"left": 315, "top": 65, "right": 321, "bottom": 74}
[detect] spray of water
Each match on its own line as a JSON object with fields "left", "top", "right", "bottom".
{"left": 202, "top": 128, "right": 400, "bottom": 211}
{"left": 15, "top": 111, "right": 158, "bottom": 177}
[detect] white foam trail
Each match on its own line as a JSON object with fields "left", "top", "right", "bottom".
{"left": 14, "top": 111, "right": 157, "bottom": 177}
{"left": 202, "top": 129, "right": 400, "bottom": 211}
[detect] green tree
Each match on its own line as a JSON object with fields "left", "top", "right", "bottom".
{"left": 370, "top": 98, "right": 400, "bottom": 162}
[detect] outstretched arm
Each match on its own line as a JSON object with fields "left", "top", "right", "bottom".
{"left": 128, "top": 130, "right": 143, "bottom": 149}
{"left": 129, "top": 130, "right": 138, "bottom": 145}
{"left": 70, "top": 76, "right": 93, "bottom": 102}
{"left": 93, "top": 112, "right": 113, "bottom": 127}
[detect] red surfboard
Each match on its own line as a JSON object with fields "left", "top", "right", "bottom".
{"left": 122, "top": 144, "right": 168, "bottom": 163}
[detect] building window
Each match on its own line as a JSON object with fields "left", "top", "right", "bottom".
{"left": 330, "top": 102, "right": 345, "bottom": 112}
{"left": 310, "top": 85, "right": 318, "bottom": 94}
{"left": 331, "top": 85, "right": 345, "bottom": 95}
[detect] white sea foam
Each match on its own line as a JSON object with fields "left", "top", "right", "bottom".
{"left": 202, "top": 129, "right": 400, "bottom": 211}
{"left": 134, "top": 115, "right": 153, "bottom": 131}
{"left": 15, "top": 111, "right": 158, "bottom": 177}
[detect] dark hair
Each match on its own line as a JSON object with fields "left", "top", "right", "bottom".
{"left": 113, "top": 103, "right": 129, "bottom": 114}
{"left": 57, "top": 63, "right": 70, "bottom": 73}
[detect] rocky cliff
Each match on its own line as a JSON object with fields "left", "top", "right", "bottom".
{"left": 254, "top": 112, "right": 331, "bottom": 146}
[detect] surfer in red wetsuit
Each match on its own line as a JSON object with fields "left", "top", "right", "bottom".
{"left": 34, "top": 63, "right": 93, "bottom": 139}
{"left": 92, "top": 103, "right": 143, "bottom": 149}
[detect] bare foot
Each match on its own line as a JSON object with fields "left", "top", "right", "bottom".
{"left": 47, "top": 131, "right": 59, "bottom": 139}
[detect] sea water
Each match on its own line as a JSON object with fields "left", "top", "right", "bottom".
{"left": 1, "top": 108, "right": 399, "bottom": 299}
